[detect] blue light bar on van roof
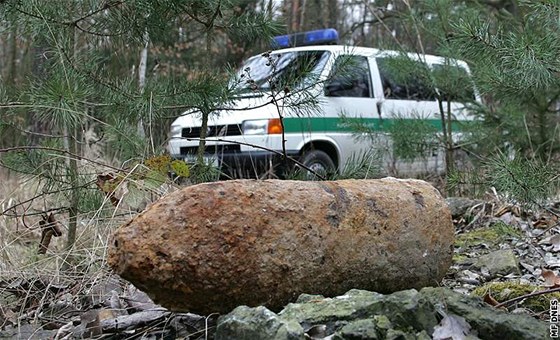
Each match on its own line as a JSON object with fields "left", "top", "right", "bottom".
{"left": 272, "top": 28, "right": 339, "bottom": 49}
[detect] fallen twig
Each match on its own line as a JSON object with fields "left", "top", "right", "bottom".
{"left": 494, "top": 287, "right": 560, "bottom": 308}
{"left": 100, "top": 310, "right": 170, "bottom": 333}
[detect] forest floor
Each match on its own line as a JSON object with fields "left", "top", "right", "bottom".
{"left": 0, "top": 172, "right": 559, "bottom": 338}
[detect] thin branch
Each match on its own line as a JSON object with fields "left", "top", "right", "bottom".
{"left": 15, "top": 1, "right": 125, "bottom": 37}
{"left": 2, "top": 207, "right": 70, "bottom": 219}
{"left": 494, "top": 287, "right": 560, "bottom": 308}
{"left": 63, "top": 1, "right": 125, "bottom": 26}
{"left": 0, "top": 146, "right": 124, "bottom": 173}
{"left": 209, "top": 0, "right": 222, "bottom": 29}
{"left": 74, "top": 22, "right": 124, "bottom": 37}
{"left": 0, "top": 101, "right": 25, "bottom": 106}
{"left": 17, "top": 203, "right": 33, "bottom": 230}
{"left": 0, "top": 121, "right": 69, "bottom": 139}
{"left": 14, "top": 6, "right": 60, "bottom": 24}
{"left": 362, "top": 2, "right": 404, "bottom": 49}
{"left": 344, "top": 6, "right": 398, "bottom": 41}
{"left": 0, "top": 184, "right": 91, "bottom": 218}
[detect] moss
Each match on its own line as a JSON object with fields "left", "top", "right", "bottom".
{"left": 455, "top": 221, "right": 522, "bottom": 249}
{"left": 471, "top": 281, "right": 560, "bottom": 313}
{"left": 452, "top": 253, "right": 469, "bottom": 264}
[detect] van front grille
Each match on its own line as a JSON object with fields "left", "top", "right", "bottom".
{"left": 179, "top": 144, "right": 241, "bottom": 156}
{"left": 181, "top": 124, "right": 242, "bottom": 139}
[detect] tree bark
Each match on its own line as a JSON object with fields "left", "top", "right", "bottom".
{"left": 64, "top": 26, "right": 80, "bottom": 253}
{"left": 291, "top": 0, "right": 301, "bottom": 32}
{"left": 137, "top": 31, "right": 149, "bottom": 139}
{"left": 7, "top": 20, "right": 17, "bottom": 91}
{"left": 327, "top": 0, "right": 338, "bottom": 28}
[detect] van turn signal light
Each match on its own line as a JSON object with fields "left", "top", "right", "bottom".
{"left": 267, "top": 119, "right": 283, "bottom": 134}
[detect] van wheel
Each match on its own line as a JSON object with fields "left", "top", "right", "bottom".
{"left": 300, "top": 150, "right": 336, "bottom": 180}
{"left": 452, "top": 148, "right": 474, "bottom": 171}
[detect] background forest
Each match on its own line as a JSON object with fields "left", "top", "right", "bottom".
{"left": 1, "top": 0, "right": 560, "bottom": 245}
{"left": 2, "top": 1, "right": 560, "bottom": 190}
{"left": 2, "top": 0, "right": 560, "bottom": 336}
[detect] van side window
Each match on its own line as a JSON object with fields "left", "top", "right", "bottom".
{"left": 432, "top": 64, "right": 476, "bottom": 101}
{"left": 377, "top": 58, "right": 436, "bottom": 101}
{"left": 325, "top": 56, "right": 372, "bottom": 98}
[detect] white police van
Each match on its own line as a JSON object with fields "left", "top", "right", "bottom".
{"left": 168, "top": 29, "right": 478, "bottom": 178}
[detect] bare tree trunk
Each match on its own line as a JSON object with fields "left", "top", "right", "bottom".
{"left": 360, "top": 1, "right": 368, "bottom": 44}
{"left": 7, "top": 21, "right": 17, "bottom": 91}
{"left": 327, "top": 0, "right": 338, "bottom": 28}
{"left": 0, "top": 20, "right": 19, "bottom": 147}
{"left": 27, "top": 36, "right": 50, "bottom": 146}
{"left": 291, "top": 0, "right": 301, "bottom": 32}
{"left": 438, "top": 98, "right": 454, "bottom": 177}
{"left": 300, "top": 0, "right": 307, "bottom": 30}
{"left": 197, "top": 32, "right": 212, "bottom": 166}
{"left": 65, "top": 127, "right": 79, "bottom": 251}
{"left": 64, "top": 26, "right": 80, "bottom": 253}
{"left": 137, "top": 31, "right": 149, "bottom": 139}
{"left": 268, "top": 0, "right": 273, "bottom": 18}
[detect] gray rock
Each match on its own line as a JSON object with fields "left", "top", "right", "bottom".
{"left": 215, "top": 287, "right": 548, "bottom": 340}
{"left": 333, "top": 318, "right": 381, "bottom": 339}
{"left": 80, "top": 275, "right": 122, "bottom": 308}
{"left": 385, "top": 329, "right": 416, "bottom": 340}
{"left": 215, "top": 305, "right": 304, "bottom": 340}
{"left": 295, "top": 293, "right": 325, "bottom": 303}
{"left": 279, "top": 288, "right": 437, "bottom": 333}
{"left": 0, "top": 324, "right": 56, "bottom": 340}
{"left": 415, "top": 330, "right": 432, "bottom": 340}
{"left": 279, "top": 289, "right": 385, "bottom": 328}
{"left": 446, "top": 197, "right": 484, "bottom": 218}
{"left": 219, "top": 289, "right": 437, "bottom": 339}
{"left": 420, "top": 287, "right": 548, "bottom": 339}
{"left": 472, "top": 249, "right": 521, "bottom": 278}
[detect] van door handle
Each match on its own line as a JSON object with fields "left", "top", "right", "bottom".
{"left": 376, "top": 101, "right": 383, "bottom": 125}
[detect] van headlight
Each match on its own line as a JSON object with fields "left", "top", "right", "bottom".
{"left": 242, "top": 119, "right": 282, "bottom": 135}
{"left": 170, "top": 124, "right": 182, "bottom": 137}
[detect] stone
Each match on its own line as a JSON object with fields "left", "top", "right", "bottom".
{"left": 279, "top": 289, "right": 438, "bottom": 334}
{"left": 295, "top": 293, "right": 325, "bottom": 303}
{"left": 445, "top": 197, "right": 484, "bottom": 218}
{"left": 0, "top": 324, "right": 56, "bottom": 340}
{"left": 333, "top": 318, "right": 382, "bottom": 339}
{"left": 214, "top": 287, "right": 548, "bottom": 340}
{"left": 80, "top": 275, "right": 122, "bottom": 308}
{"left": 472, "top": 249, "right": 521, "bottom": 279}
{"left": 215, "top": 306, "right": 304, "bottom": 340}
{"left": 420, "top": 287, "right": 548, "bottom": 339}
{"left": 108, "top": 178, "right": 453, "bottom": 314}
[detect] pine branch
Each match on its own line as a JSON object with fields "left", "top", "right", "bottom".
{"left": 0, "top": 146, "right": 124, "bottom": 173}
{"left": 12, "top": 1, "right": 125, "bottom": 36}
{"left": 62, "top": 1, "right": 125, "bottom": 26}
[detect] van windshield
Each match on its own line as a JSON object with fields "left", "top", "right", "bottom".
{"left": 237, "top": 50, "right": 330, "bottom": 92}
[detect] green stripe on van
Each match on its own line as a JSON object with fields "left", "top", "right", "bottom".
{"left": 282, "top": 117, "right": 469, "bottom": 133}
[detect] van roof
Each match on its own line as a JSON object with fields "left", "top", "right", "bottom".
{"left": 268, "top": 45, "right": 470, "bottom": 69}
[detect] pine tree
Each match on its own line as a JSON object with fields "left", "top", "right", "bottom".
{"left": 451, "top": 0, "right": 560, "bottom": 158}
{"left": 446, "top": 0, "right": 560, "bottom": 203}
{"left": 0, "top": 0, "right": 280, "bottom": 254}
{"left": 343, "top": 0, "right": 560, "bottom": 201}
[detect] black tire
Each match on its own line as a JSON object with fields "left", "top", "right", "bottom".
{"left": 300, "top": 149, "right": 336, "bottom": 179}
{"left": 452, "top": 148, "right": 474, "bottom": 171}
